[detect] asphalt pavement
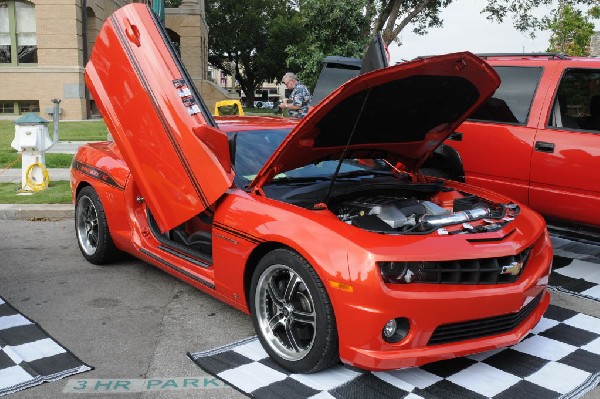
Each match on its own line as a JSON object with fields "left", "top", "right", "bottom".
{"left": 1, "top": 218, "right": 251, "bottom": 399}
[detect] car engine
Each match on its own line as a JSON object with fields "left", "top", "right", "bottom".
{"left": 331, "top": 194, "right": 514, "bottom": 234}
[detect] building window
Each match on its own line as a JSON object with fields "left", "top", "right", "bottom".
{"left": 0, "top": 1, "right": 37, "bottom": 65}
{"left": 19, "top": 100, "right": 38, "bottom": 113}
{"left": 0, "top": 101, "right": 14, "bottom": 113}
{"left": 0, "top": 100, "right": 38, "bottom": 114}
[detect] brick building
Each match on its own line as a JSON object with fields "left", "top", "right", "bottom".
{"left": 0, "top": 0, "right": 228, "bottom": 119}
{"left": 591, "top": 32, "right": 600, "bottom": 57}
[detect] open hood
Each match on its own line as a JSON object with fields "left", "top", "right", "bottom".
{"left": 85, "top": 4, "right": 234, "bottom": 233}
{"left": 250, "top": 52, "right": 500, "bottom": 190}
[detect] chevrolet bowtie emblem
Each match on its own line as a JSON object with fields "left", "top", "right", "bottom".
{"left": 501, "top": 261, "right": 523, "bottom": 276}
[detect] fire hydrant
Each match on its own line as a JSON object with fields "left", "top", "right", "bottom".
{"left": 10, "top": 113, "right": 55, "bottom": 191}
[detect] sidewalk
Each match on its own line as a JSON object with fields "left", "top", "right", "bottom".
{"left": 0, "top": 140, "right": 90, "bottom": 220}
{"left": 0, "top": 168, "right": 71, "bottom": 184}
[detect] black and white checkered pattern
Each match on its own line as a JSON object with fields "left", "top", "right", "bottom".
{"left": 189, "top": 305, "right": 600, "bottom": 399}
{"left": 0, "top": 296, "right": 92, "bottom": 396}
{"left": 550, "top": 236, "right": 600, "bottom": 302}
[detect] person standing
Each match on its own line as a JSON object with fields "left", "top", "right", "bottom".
{"left": 279, "top": 72, "right": 311, "bottom": 118}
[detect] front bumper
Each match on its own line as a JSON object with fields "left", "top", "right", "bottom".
{"left": 340, "top": 290, "right": 550, "bottom": 370}
{"left": 335, "top": 229, "right": 553, "bottom": 371}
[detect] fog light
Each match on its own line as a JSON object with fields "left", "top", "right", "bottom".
{"left": 382, "top": 317, "right": 410, "bottom": 343}
{"left": 383, "top": 319, "right": 397, "bottom": 338}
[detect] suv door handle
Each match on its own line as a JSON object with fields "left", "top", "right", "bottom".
{"left": 449, "top": 132, "right": 462, "bottom": 141}
{"left": 534, "top": 141, "right": 555, "bottom": 153}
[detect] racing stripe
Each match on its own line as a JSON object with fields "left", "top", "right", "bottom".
{"left": 213, "top": 222, "right": 264, "bottom": 245}
{"left": 72, "top": 160, "right": 124, "bottom": 191}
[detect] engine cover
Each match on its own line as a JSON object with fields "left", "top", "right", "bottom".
{"left": 334, "top": 196, "right": 451, "bottom": 230}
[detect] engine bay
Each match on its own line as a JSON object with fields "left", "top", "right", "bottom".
{"left": 263, "top": 171, "right": 520, "bottom": 236}
{"left": 329, "top": 191, "right": 518, "bottom": 234}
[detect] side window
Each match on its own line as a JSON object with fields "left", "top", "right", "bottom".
{"left": 469, "top": 66, "right": 543, "bottom": 125}
{"left": 548, "top": 69, "right": 600, "bottom": 132}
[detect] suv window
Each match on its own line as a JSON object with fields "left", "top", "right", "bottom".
{"left": 548, "top": 68, "right": 600, "bottom": 132}
{"left": 469, "top": 66, "right": 543, "bottom": 125}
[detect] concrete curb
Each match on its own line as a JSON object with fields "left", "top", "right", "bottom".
{"left": 0, "top": 204, "right": 74, "bottom": 220}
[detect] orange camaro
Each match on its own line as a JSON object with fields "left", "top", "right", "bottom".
{"left": 71, "top": 4, "right": 552, "bottom": 373}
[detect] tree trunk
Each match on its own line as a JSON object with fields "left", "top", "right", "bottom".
{"left": 239, "top": 56, "right": 262, "bottom": 107}
{"left": 376, "top": 0, "right": 437, "bottom": 45}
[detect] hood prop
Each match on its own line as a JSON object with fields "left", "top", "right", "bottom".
{"left": 322, "top": 89, "right": 372, "bottom": 206}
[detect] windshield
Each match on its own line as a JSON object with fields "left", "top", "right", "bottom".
{"left": 232, "top": 129, "right": 391, "bottom": 188}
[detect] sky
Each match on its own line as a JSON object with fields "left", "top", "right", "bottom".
{"left": 388, "top": 0, "right": 599, "bottom": 63}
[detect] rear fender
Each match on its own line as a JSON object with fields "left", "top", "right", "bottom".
{"left": 71, "top": 145, "right": 134, "bottom": 253}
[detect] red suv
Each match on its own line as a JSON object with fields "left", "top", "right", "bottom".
{"left": 427, "top": 53, "right": 600, "bottom": 234}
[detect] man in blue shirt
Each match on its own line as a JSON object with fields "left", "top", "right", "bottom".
{"left": 279, "top": 72, "right": 311, "bottom": 118}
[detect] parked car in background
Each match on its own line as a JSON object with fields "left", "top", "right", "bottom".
{"left": 72, "top": 4, "right": 553, "bottom": 374}
{"left": 311, "top": 33, "right": 388, "bottom": 106}
{"left": 425, "top": 53, "right": 600, "bottom": 236}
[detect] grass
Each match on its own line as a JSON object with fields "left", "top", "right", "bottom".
{"left": 0, "top": 181, "right": 72, "bottom": 204}
{"left": 0, "top": 119, "right": 108, "bottom": 169}
{"left": 243, "top": 106, "right": 280, "bottom": 115}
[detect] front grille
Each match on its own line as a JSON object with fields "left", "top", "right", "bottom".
{"left": 418, "top": 246, "right": 532, "bottom": 284}
{"left": 428, "top": 292, "right": 542, "bottom": 346}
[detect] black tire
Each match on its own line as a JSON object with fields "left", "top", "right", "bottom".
{"left": 75, "top": 186, "right": 120, "bottom": 265}
{"left": 250, "top": 248, "right": 339, "bottom": 373}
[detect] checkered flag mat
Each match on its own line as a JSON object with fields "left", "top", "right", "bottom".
{"left": 550, "top": 236, "right": 600, "bottom": 302}
{"left": 0, "top": 297, "right": 92, "bottom": 396}
{"left": 189, "top": 305, "right": 600, "bottom": 399}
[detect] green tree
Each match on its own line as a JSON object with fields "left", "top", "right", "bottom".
{"left": 545, "top": 2, "right": 598, "bottom": 56}
{"left": 285, "top": 0, "right": 372, "bottom": 90}
{"left": 368, "top": 0, "right": 599, "bottom": 46}
{"left": 206, "top": 0, "right": 297, "bottom": 106}
{"left": 165, "top": 0, "right": 182, "bottom": 7}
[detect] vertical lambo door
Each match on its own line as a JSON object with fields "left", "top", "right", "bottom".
{"left": 85, "top": 4, "right": 234, "bottom": 233}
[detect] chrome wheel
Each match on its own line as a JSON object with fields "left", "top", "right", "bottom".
{"left": 76, "top": 195, "right": 99, "bottom": 256}
{"left": 75, "top": 186, "right": 120, "bottom": 265}
{"left": 255, "top": 264, "right": 317, "bottom": 361}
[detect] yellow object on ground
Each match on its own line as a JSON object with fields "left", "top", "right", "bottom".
{"left": 25, "top": 162, "right": 49, "bottom": 191}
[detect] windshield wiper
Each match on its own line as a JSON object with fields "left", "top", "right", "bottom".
{"left": 272, "top": 175, "right": 331, "bottom": 184}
